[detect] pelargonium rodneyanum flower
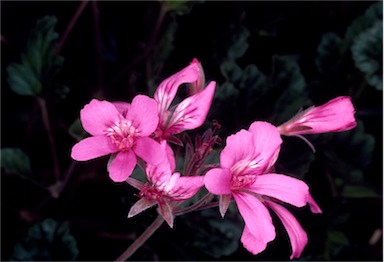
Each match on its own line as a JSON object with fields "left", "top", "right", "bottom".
{"left": 127, "top": 142, "right": 204, "bottom": 228}
{"left": 204, "top": 121, "right": 322, "bottom": 259}
{"left": 277, "top": 96, "right": 357, "bottom": 136}
{"left": 153, "top": 58, "right": 216, "bottom": 143}
{"left": 71, "top": 95, "right": 164, "bottom": 182}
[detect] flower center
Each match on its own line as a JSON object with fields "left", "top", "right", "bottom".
{"left": 106, "top": 120, "right": 139, "bottom": 151}
{"left": 139, "top": 183, "right": 164, "bottom": 201}
{"left": 230, "top": 159, "right": 259, "bottom": 189}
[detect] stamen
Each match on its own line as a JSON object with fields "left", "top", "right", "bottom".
{"left": 105, "top": 120, "right": 139, "bottom": 150}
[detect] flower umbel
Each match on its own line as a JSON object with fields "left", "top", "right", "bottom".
{"left": 204, "top": 121, "right": 322, "bottom": 259}
{"left": 127, "top": 142, "right": 204, "bottom": 228}
{"left": 71, "top": 95, "right": 164, "bottom": 182}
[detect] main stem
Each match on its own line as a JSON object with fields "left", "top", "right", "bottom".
{"left": 37, "top": 97, "right": 60, "bottom": 182}
{"left": 114, "top": 215, "right": 164, "bottom": 261}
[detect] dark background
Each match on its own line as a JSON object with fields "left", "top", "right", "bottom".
{"left": 1, "top": 1, "right": 382, "bottom": 261}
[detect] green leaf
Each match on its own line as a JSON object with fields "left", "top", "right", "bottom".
{"left": 7, "top": 16, "right": 64, "bottom": 97}
{"left": 351, "top": 21, "right": 383, "bottom": 90}
{"left": 68, "top": 118, "right": 87, "bottom": 141}
{"left": 269, "top": 55, "right": 311, "bottom": 124}
{"left": 341, "top": 185, "right": 379, "bottom": 198}
{"left": 214, "top": 82, "right": 239, "bottom": 101}
{"left": 316, "top": 32, "right": 342, "bottom": 74}
{"left": 220, "top": 61, "right": 242, "bottom": 82}
{"left": 342, "top": 1, "right": 382, "bottom": 54}
{"left": 10, "top": 218, "right": 79, "bottom": 261}
{"left": 227, "top": 25, "right": 250, "bottom": 60}
{"left": 1, "top": 148, "right": 31, "bottom": 175}
{"left": 319, "top": 120, "right": 375, "bottom": 184}
{"left": 182, "top": 208, "right": 243, "bottom": 258}
{"left": 324, "top": 230, "right": 349, "bottom": 260}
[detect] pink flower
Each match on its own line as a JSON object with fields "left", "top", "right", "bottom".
{"left": 153, "top": 58, "right": 216, "bottom": 142}
{"left": 204, "top": 121, "right": 322, "bottom": 259}
{"left": 277, "top": 96, "right": 357, "bottom": 136}
{"left": 71, "top": 95, "right": 164, "bottom": 182}
{"left": 127, "top": 142, "right": 204, "bottom": 228}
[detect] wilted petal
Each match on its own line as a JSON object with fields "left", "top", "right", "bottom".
{"left": 247, "top": 174, "right": 313, "bottom": 209}
{"left": 204, "top": 168, "right": 232, "bottom": 195}
{"left": 166, "top": 81, "right": 216, "bottom": 135}
{"left": 265, "top": 201, "right": 308, "bottom": 259}
{"left": 128, "top": 198, "right": 157, "bottom": 218}
{"left": 134, "top": 137, "right": 164, "bottom": 165}
{"left": 80, "top": 99, "right": 121, "bottom": 136}
{"left": 154, "top": 62, "right": 200, "bottom": 116}
{"left": 71, "top": 136, "right": 117, "bottom": 161}
{"left": 233, "top": 192, "right": 275, "bottom": 244}
{"left": 278, "top": 96, "right": 357, "bottom": 135}
{"left": 108, "top": 150, "right": 137, "bottom": 182}
{"left": 126, "top": 95, "right": 159, "bottom": 136}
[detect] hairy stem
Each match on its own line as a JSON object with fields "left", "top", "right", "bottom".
{"left": 37, "top": 97, "right": 60, "bottom": 182}
{"left": 56, "top": 0, "right": 89, "bottom": 54}
{"left": 114, "top": 215, "right": 164, "bottom": 261}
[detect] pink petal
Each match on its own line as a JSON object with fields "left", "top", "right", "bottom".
{"left": 265, "top": 201, "right": 308, "bottom": 259}
{"left": 233, "top": 192, "right": 276, "bottom": 244}
{"left": 248, "top": 121, "right": 283, "bottom": 171}
{"left": 241, "top": 226, "right": 270, "bottom": 255}
{"left": 307, "top": 194, "right": 322, "bottom": 214}
{"left": 188, "top": 58, "right": 206, "bottom": 94}
{"left": 166, "top": 81, "right": 216, "bottom": 135}
{"left": 128, "top": 198, "right": 157, "bottom": 218}
{"left": 278, "top": 96, "right": 357, "bottom": 135}
{"left": 112, "top": 101, "right": 130, "bottom": 118}
{"left": 167, "top": 175, "right": 204, "bottom": 200}
{"left": 108, "top": 150, "right": 137, "bottom": 182}
{"left": 71, "top": 136, "right": 117, "bottom": 161}
{"left": 165, "top": 142, "right": 176, "bottom": 171}
{"left": 204, "top": 168, "right": 232, "bottom": 195}
{"left": 220, "top": 129, "right": 255, "bottom": 169}
{"left": 154, "top": 62, "right": 200, "bottom": 117}
{"left": 126, "top": 95, "right": 159, "bottom": 136}
{"left": 247, "top": 173, "right": 313, "bottom": 209}
{"left": 134, "top": 137, "right": 164, "bottom": 165}
{"left": 80, "top": 99, "right": 121, "bottom": 136}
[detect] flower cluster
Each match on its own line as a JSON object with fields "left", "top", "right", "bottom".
{"left": 71, "top": 59, "right": 357, "bottom": 259}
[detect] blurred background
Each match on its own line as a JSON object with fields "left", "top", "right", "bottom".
{"left": 1, "top": 1, "right": 382, "bottom": 260}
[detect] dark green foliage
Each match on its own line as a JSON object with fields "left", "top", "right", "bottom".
{"left": 269, "top": 55, "right": 310, "bottom": 124}
{"left": 6, "top": 16, "right": 64, "bottom": 97}
{"left": 1, "top": 148, "right": 31, "bottom": 175}
{"left": 351, "top": 21, "right": 383, "bottom": 90}
{"left": 10, "top": 219, "right": 79, "bottom": 261}
{"left": 319, "top": 121, "right": 375, "bottom": 186}
{"left": 68, "top": 118, "right": 87, "bottom": 141}
{"left": 181, "top": 208, "right": 243, "bottom": 258}
{"left": 316, "top": 32, "right": 342, "bottom": 75}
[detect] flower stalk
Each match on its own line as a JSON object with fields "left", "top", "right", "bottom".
{"left": 114, "top": 215, "right": 164, "bottom": 261}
